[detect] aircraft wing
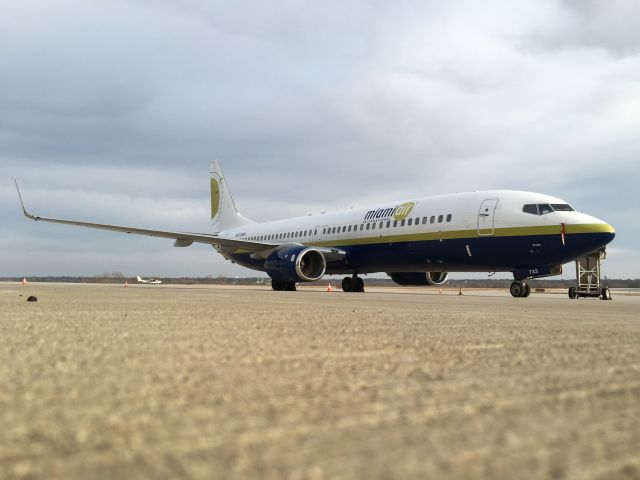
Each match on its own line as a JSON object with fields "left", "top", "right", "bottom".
{"left": 15, "top": 181, "right": 274, "bottom": 252}
{"left": 15, "top": 181, "right": 347, "bottom": 260}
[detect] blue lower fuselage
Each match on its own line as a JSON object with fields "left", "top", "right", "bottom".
{"left": 227, "top": 230, "right": 615, "bottom": 275}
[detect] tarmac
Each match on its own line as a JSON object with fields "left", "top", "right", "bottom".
{"left": 1, "top": 282, "right": 639, "bottom": 479}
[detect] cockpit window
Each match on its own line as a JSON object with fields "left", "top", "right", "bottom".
{"left": 523, "top": 203, "right": 572, "bottom": 215}
{"left": 538, "top": 204, "right": 553, "bottom": 215}
{"left": 551, "top": 203, "right": 574, "bottom": 212}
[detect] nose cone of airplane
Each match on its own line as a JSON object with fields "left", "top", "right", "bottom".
{"left": 588, "top": 222, "right": 616, "bottom": 247}
{"left": 566, "top": 220, "right": 615, "bottom": 254}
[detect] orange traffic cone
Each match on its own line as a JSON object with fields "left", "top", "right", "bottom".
{"left": 327, "top": 283, "right": 333, "bottom": 292}
{"left": 21, "top": 278, "right": 27, "bottom": 286}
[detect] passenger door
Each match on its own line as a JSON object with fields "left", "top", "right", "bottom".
{"left": 312, "top": 225, "right": 324, "bottom": 243}
{"left": 477, "top": 198, "right": 499, "bottom": 236}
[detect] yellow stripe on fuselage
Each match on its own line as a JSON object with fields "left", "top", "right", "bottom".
{"left": 228, "top": 223, "right": 614, "bottom": 253}
{"left": 309, "top": 223, "right": 614, "bottom": 248}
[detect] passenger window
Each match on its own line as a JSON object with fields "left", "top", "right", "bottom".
{"left": 522, "top": 204, "right": 538, "bottom": 215}
{"left": 348, "top": 225, "right": 352, "bottom": 232}
{"left": 366, "top": 223, "right": 370, "bottom": 230}
{"left": 422, "top": 217, "right": 427, "bottom": 224}
{"left": 354, "top": 224, "right": 358, "bottom": 231}
{"left": 386, "top": 221, "right": 391, "bottom": 228}
{"left": 401, "top": 219, "right": 405, "bottom": 226}
{"left": 430, "top": 216, "right": 435, "bottom": 224}
{"left": 393, "top": 220, "right": 398, "bottom": 227}
{"left": 372, "top": 223, "right": 376, "bottom": 230}
{"left": 342, "top": 226, "right": 346, "bottom": 232}
{"left": 438, "top": 215, "right": 443, "bottom": 223}
{"left": 408, "top": 218, "right": 413, "bottom": 226}
{"left": 360, "top": 224, "right": 364, "bottom": 231}
{"left": 379, "top": 221, "right": 383, "bottom": 229}
{"left": 446, "top": 214, "right": 452, "bottom": 222}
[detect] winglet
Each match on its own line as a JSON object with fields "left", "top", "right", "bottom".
{"left": 14, "top": 180, "right": 38, "bottom": 220}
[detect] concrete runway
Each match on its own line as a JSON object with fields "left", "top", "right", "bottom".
{"left": 1, "top": 282, "right": 639, "bottom": 479}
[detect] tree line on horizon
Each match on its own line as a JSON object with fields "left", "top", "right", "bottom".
{"left": 2, "top": 276, "right": 639, "bottom": 288}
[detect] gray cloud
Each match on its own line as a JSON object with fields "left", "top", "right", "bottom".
{"left": 1, "top": 0, "right": 639, "bottom": 278}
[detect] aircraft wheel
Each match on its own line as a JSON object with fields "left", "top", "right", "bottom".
{"left": 342, "top": 277, "right": 353, "bottom": 292}
{"left": 272, "top": 280, "right": 295, "bottom": 291}
{"left": 600, "top": 287, "right": 611, "bottom": 300}
{"left": 522, "top": 282, "right": 531, "bottom": 298}
{"left": 355, "top": 277, "right": 365, "bottom": 293}
{"left": 510, "top": 281, "right": 524, "bottom": 298}
{"left": 568, "top": 286, "right": 577, "bottom": 299}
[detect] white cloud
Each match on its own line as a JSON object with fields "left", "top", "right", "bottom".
{"left": 1, "top": 0, "right": 638, "bottom": 278}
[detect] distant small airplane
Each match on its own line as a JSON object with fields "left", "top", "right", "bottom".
{"left": 136, "top": 276, "right": 162, "bottom": 284}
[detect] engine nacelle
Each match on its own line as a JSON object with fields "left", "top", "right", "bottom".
{"left": 264, "top": 246, "right": 326, "bottom": 282}
{"left": 426, "top": 271, "right": 449, "bottom": 285}
{"left": 388, "top": 271, "right": 449, "bottom": 286}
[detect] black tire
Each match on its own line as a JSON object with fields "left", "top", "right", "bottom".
{"left": 568, "top": 286, "right": 577, "bottom": 299}
{"left": 510, "top": 281, "right": 523, "bottom": 298}
{"left": 355, "top": 277, "right": 365, "bottom": 293}
{"left": 272, "top": 280, "right": 295, "bottom": 291}
{"left": 600, "top": 287, "right": 611, "bottom": 300}
{"left": 342, "top": 277, "right": 353, "bottom": 292}
{"left": 522, "top": 282, "right": 531, "bottom": 298}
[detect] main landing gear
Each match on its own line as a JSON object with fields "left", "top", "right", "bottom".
{"left": 272, "top": 280, "right": 297, "bottom": 291}
{"left": 510, "top": 280, "right": 531, "bottom": 298}
{"left": 342, "top": 274, "right": 365, "bottom": 293}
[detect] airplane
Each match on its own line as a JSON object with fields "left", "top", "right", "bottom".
{"left": 15, "top": 161, "right": 615, "bottom": 297}
{"left": 136, "top": 275, "right": 162, "bottom": 284}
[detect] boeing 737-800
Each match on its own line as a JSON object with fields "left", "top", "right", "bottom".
{"left": 16, "top": 161, "right": 615, "bottom": 297}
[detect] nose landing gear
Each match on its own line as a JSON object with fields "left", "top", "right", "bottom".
{"left": 510, "top": 280, "right": 531, "bottom": 298}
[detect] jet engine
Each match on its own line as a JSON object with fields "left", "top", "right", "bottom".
{"left": 264, "top": 246, "right": 326, "bottom": 282}
{"left": 388, "top": 271, "right": 449, "bottom": 286}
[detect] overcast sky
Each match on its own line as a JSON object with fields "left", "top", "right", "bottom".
{"left": 1, "top": 0, "right": 639, "bottom": 279}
